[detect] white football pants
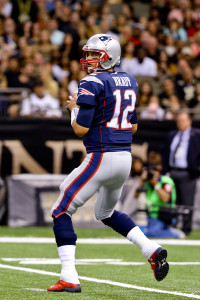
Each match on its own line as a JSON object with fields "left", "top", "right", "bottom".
{"left": 51, "top": 151, "right": 132, "bottom": 220}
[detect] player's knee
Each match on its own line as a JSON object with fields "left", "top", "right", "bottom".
{"left": 94, "top": 208, "right": 112, "bottom": 221}
{"left": 53, "top": 214, "right": 77, "bottom": 247}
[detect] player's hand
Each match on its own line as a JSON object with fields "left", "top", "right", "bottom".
{"left": 66, "top": 92, "right": 78, "bottom": 112}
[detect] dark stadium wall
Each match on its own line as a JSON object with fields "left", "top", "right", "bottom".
{"left": 1, "top": 119, "right": 200, "bottom": 178}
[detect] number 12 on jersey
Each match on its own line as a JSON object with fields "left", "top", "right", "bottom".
{"left": 106, "top": 89, "right": 137, "bottom": 129}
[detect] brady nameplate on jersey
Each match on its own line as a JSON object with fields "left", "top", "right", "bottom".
{"left": 112, "top": 76, "right": 131, "bottom": 87}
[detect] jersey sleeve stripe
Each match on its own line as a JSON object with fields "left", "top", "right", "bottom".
{"left": 81, "top": 76, "right": 104, "bottom": 86}
{"left": 52, "top": 152, "right": 103, "bottom": 218}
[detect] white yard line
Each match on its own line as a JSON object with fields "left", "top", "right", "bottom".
{"left": 2, "top": 258, "right": 200, "bottom": 266}
{"left": 0, "top": 237, "right": 200, "bottom": 245}
{"left": 24, "top": 288, "right": 46, "bottom": 292}
{"left": 0, "top": 263, "right": 200, "bottom": 299}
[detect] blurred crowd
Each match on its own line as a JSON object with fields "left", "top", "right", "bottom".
{"left": 1, "top": 0, "right": 200, "bottom": 118}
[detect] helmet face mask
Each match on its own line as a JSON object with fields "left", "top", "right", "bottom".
{"left": 80, "top": 49, "right": 110, "bottom": 72}
{"left": 80, "top": 34, "right": 121, "bottom": 73}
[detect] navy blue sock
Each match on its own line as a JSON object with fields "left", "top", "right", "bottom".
{"left": 53, "top": 214, "right": 77, "bottom": 247}
{"left": 102, "top": 210, "right": 136, "bottom": 237}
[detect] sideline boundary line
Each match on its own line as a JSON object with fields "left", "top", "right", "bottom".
{"left": 0, "top": 237, "right": 200, "bottom": 245}
{"left": 0, "top": 263, "right": 200, "bottom": 299}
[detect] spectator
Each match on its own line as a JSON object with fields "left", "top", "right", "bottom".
{"left": 33, "top": 52, "right": 45, "bottom": 77}
{"left": 59, "top": 86, "right": 70, "bottom": 119}
{"left": 164, "top": 34, "right": 177, "bottom": 62}
{"left": 162, "top": 111, "right": 200, "bottom": 235}
{"left": 180, "top": 46, "right": 194, "bottom": 65}
{"left": 187, "top": 13, "right": 200, "bottom": 42}
{"left": 130, "top": 23, "right": 142, "bottom": 46}
{"left": 15, "top": 62, "right": 35, "bottom": 90}
{"left": 11, "top": 0, "right": 38, "bottom": 25}
{"left": 99, "top": 18, "right": 119, "bottom": 41}
{"left": 83, "top": 14, "right": 98, "bottom": 39}
{"left": 119, "top": 24, "right": 134, "bottom": 47}
{"left": 115, "top": 13, "right": 128, "bottom": 35}
{"left": 192, "top": 0, "right": 200, "bottom": 19}
{"left": 188, "top": 80, "right": 200, "bottom": 118}
{"left": 22, "top": 20, "right": 32, "bottom": 40}
{"left": 147, "top": 20, "right": 159, "bottom": 37}
{"left": 48, "top": 18, "right": 65, "bottom": 46}
{"left": 59, "top": 9, "right": 80, "bottom": 48}
{"left": 30, "top": 22, "right": 40, "bottom": 45}
{"left": 99, "top": 3, "right": 115, "bottom": 27}
{"left": 138, "top": 80, "right": 153, "bottom": 107}
{"left": 52, "top": 0, "right": 66, "bottom": 23}
{"left": 118, "top": 41, "right": 135, "bottom": 73}
{"left": 159, "top": 77, "right": 176, "bottom": 109}
{"left": 20, "top": 80, "right": 62, "bottom": 118}
{"left": 149, "top": 5, "right": 162, "bottom": 27}
{"left": 191, "top": 31, "right": 200, "bottom": 58}
{"left": 164, "top": 19, "right": 188, "bottom": 43}
{"left": 121, "top": 3, "right": 134, "bottom": 22}
{"left": 52, "top": 53, "right": 69, "bottom": 84}
{"left": 0, "top": 48, "right": 10, "bottom": 73}
{"left": 140, "top": 95, "right": 165, "bottom": 121}
{"left": 157, "top": 50, "right": 175, "bottom": 78}
{"left": 135, "top": 163, "right": 185, "bottom": 238}
{"left": 193, "top": 60, "right": 200, "bottom": 79}
{"left": 67, "top": 60, "right": 82, "bottom": 95}
{"left": 79, "top": 0, "right": 92, "bottom": 22}
{"left": 159, "top": 0, "right": 177, "bottom": 25}
{"left": 3, "top": 17, "right": 18, "bottom": 50}
{"left": 139, "top": 16, "right": 148, "bottom": 30}
{"left": 175, "top": 65, "right": 197, "bottom": 105}
{"left": 35, "top": 0, "right": 50, "bottom": 29}
{"left": 17, "top": 36, "right": 28, "bottom": 56}
{"left": 127, "top": 46, "right": 157, "bottom": 77}
{"left": 147, "top": 150, "right": 162, "bottom": 165}
{"left": 178, "top": 0, "right": 191, "bottom": 14}
{"left": 20, "top": 44, "right": 35, "bottom": 64}
{"left": 164, "top": 94, "right": 182, "bottom": 120}
{"left": 167, "top": 8, "right": 184, "bottom": 24}
{"left": 39, "top": 64, "right": 59, "bottom": 98}
{"left": 35, "top": 29, "right": 55, "bottom": 61}
{"left": 0, "top": 67, "right": 7, "bottom": 88}
{"left": 4, "top": 56, "right": 20, "bottom": 87}
{"left": 144, "top": 36, "right": 160, "bottom": 62}
{"left": 60, "top": 33, "right": 80, "bottom": 61}
{"left": 0, "top": 0, "right": 12, "bottom": 18}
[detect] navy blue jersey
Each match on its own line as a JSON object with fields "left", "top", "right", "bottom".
{"left": 76, "top": 71, "right": 138, "bottom": 153}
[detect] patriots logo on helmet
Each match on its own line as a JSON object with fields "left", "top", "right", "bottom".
{"left": 98, "top": 36, "right": 112, "bottom": 46}
{"left": 79, "top": 88, "right": 95, "bottom": 96}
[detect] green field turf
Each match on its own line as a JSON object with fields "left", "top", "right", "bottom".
{"left": 0, "top": 227, "right": 200, "bottom": 299}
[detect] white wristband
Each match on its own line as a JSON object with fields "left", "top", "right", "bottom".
{"left": 71, "top": 107, "right": 79, "bottom": 126}
{"left": 154, "top": 184, "right": 160, "bottom": 191}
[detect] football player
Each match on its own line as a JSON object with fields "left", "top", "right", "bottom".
{"left": 48, "top": 34, "right": 169, "bottom": 293}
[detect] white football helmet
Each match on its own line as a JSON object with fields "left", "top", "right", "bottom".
{"left": 80, "top": 34, "right": 121, "bottom": 72}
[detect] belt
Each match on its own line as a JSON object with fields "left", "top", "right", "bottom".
{"left": 170, "top": 167, "right": 189, "bottom": 171}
